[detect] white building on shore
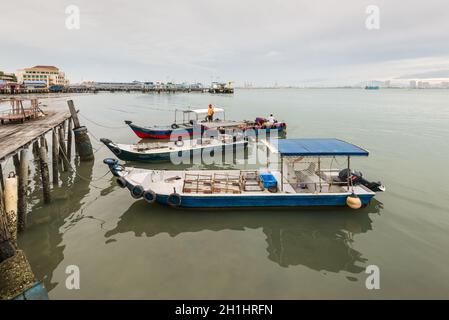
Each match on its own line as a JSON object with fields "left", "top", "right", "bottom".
{"left": 16, "top": 65, "right": 69, "bottom": 87}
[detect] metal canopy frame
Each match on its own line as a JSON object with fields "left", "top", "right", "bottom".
{"left": 174, "top": 107, "right": 226, "bottom": 124}
{"left": 261, "top": 139, "right": 364, "bottom": 192}
{"left": 280, "top": 154, "right": 354, "bottom": 192}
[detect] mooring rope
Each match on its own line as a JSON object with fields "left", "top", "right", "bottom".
{"left": 83, "top": 130, "right": 106, "bottom": 153}
{"left": 122, "top": 104, "right": 191, "bottom": 113}
{"left": 58, "top": 145, "right": 112, "bottom": 189}
{"left": 92, "top": 144, "right": 106, "bottom": 154}
{"left": 79, "top": 104, "right": 225, "bottom": 130}
{"left": 78, "top": 113, "right": 128, "bottom": 129}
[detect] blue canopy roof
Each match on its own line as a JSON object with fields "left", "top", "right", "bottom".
{"left": 276, "top": 139, "right": 369, "bottom": 157}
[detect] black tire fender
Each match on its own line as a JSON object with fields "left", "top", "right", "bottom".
{"left": 143, "top": 190, "right": 157, "bottom": 203}
{"left": 167, "top": 192, "right": 182, "bottom": 207}
{"left": 131, "top": 185, "right": 144, "bottom": 199}
{"left": 103, "top": 158, "right": 118, "bottom": 166}
{"left": 117, "top": 177, "right": 127, "bottom": 188}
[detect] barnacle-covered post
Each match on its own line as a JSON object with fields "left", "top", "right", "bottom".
{"left": 17, "top": 149, "right": 28, "bottom": 232}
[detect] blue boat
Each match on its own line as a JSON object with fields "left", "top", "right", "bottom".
{"left": 104, "top": 138, "right": 385, "bottom": 209}
{"left": 101, "top": 135, "right": 248, "bottom": 162}
{"left": 49, "top": 85, "right": 64, "bottom": 92}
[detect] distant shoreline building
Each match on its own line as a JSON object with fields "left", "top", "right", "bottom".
{"left": 417, "top": 81, "right": 430, "bottom": 89}
{"left": 0, "top": 70, "right": 20, "bottom": 93}
{"left": 16, "top": 65, "right": 69, "bottom": 87}
{"left": 0, "top": 71, "right": 16, "bottom": 82}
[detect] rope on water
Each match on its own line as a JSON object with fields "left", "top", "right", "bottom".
{"left": 72, "top": 125, "right": 107, "bottom": 154}
{"left": 79, "top": 104, "right": 218, "bottom": 130}
{"left": 78, "top": 112, "right": 128, "bottom": 129}
{"left": 123, "top": 104, "right": 187, "bottom": 113}
{"left": 92, "top": 144, "right": 106, "bottom": 154}
{"left": 85, "top": 129, "right": 106, "bottom": 149}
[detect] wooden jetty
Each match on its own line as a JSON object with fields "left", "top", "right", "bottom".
{"left": 0, "top": 110, "right": 71, "bottom": 161}
{"left": 0, "top": 98, "right": 93, "bottom": 299}
{"left": 0, "top": 99, "right": 94, "bottom": 223}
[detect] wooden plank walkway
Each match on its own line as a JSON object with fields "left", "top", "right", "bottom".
{"left": 0, "top": 110, "right": 71, "bottom": 161}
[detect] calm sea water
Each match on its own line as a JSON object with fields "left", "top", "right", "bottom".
{"left": 12, "top": 88, "right": 449, "bottom": 299}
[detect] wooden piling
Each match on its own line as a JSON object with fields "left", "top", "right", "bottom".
{"left": 67, "top": 100, "right": 94, "bottom": 162}
{"left": 1, "top": 187, "right": 16, "bottom": 262}
{"left": 0, "top": 168, "right": 4, "bottom": 211}
{"left": 4, "top": 173, "right": 18, "bottom": 246}
{"left": 13, "top": 154, "right": 20, "bottom": 175}
{"left": 67, "top": 100, "right": 81, "bottom": 128}
{"left": 0, "top": 250, "right": 39, "bottom": 300}
{"left": 52, "top": 129, "right": 59, "bottom": 185}
{"left": 38, "top": 146, "right": 51, "bottom": 204}
{"left": 32, "top": 140, "right": 39, "bottom": 156}
{"left": 67, "top": 118, "right": 73, "bottom": 160}
{"left": 40, "top": 136, "right": 47, "bottom": 153}
{"left": 0, "top": 163, "right": 4, "bottom": 192}
{"left": 0, "top": 207, "right": 15, "bottom": 263}
{"left": 17, "top": 149, "right": 28, "bottom": 232}
{"left": 58, "top": 126, "right": 69, "bottom": 171}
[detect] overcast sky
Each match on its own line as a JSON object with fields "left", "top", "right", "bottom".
{"left": 1, "top": 0, "right": 449, "bottom": 86}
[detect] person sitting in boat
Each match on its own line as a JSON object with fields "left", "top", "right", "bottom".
{"left": 207, "top": 104, "right": 215, "bottom": 122}
{"left": 268, "top": 114, "right": 276, "bottom": 124}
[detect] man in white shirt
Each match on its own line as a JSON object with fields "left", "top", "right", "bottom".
{"left": 268, "top": 114, "right": 276, "bottom": 124}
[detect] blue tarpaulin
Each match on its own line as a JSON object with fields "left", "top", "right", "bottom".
{"left": 276, "top": 138, "right": 369, "bottom": 157}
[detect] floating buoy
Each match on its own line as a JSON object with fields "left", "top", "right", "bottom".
{"left": 346, "top": 192, "right": 362, "bottom": 209}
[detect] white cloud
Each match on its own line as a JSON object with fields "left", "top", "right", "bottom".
{"left": 1, "top": 0, "right": 448, "bottom": 85}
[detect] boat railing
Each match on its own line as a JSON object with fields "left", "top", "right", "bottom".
{"left": 292, "top": 179, "right": 350, "bottom": 193}
{"left": 290, "top": 167, "right": 354, "bottom": 193}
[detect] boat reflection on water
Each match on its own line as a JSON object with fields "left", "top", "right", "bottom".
{"left": 105, "top": 199, "right": 383, "bottom": 273}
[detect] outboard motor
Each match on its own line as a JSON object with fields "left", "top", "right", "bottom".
{"left": 338, "top": 169, "right": 385, "bottom": 192}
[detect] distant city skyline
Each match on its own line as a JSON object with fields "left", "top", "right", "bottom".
{"left": 1, "top": 0, "right": 449, "bottom": 86}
